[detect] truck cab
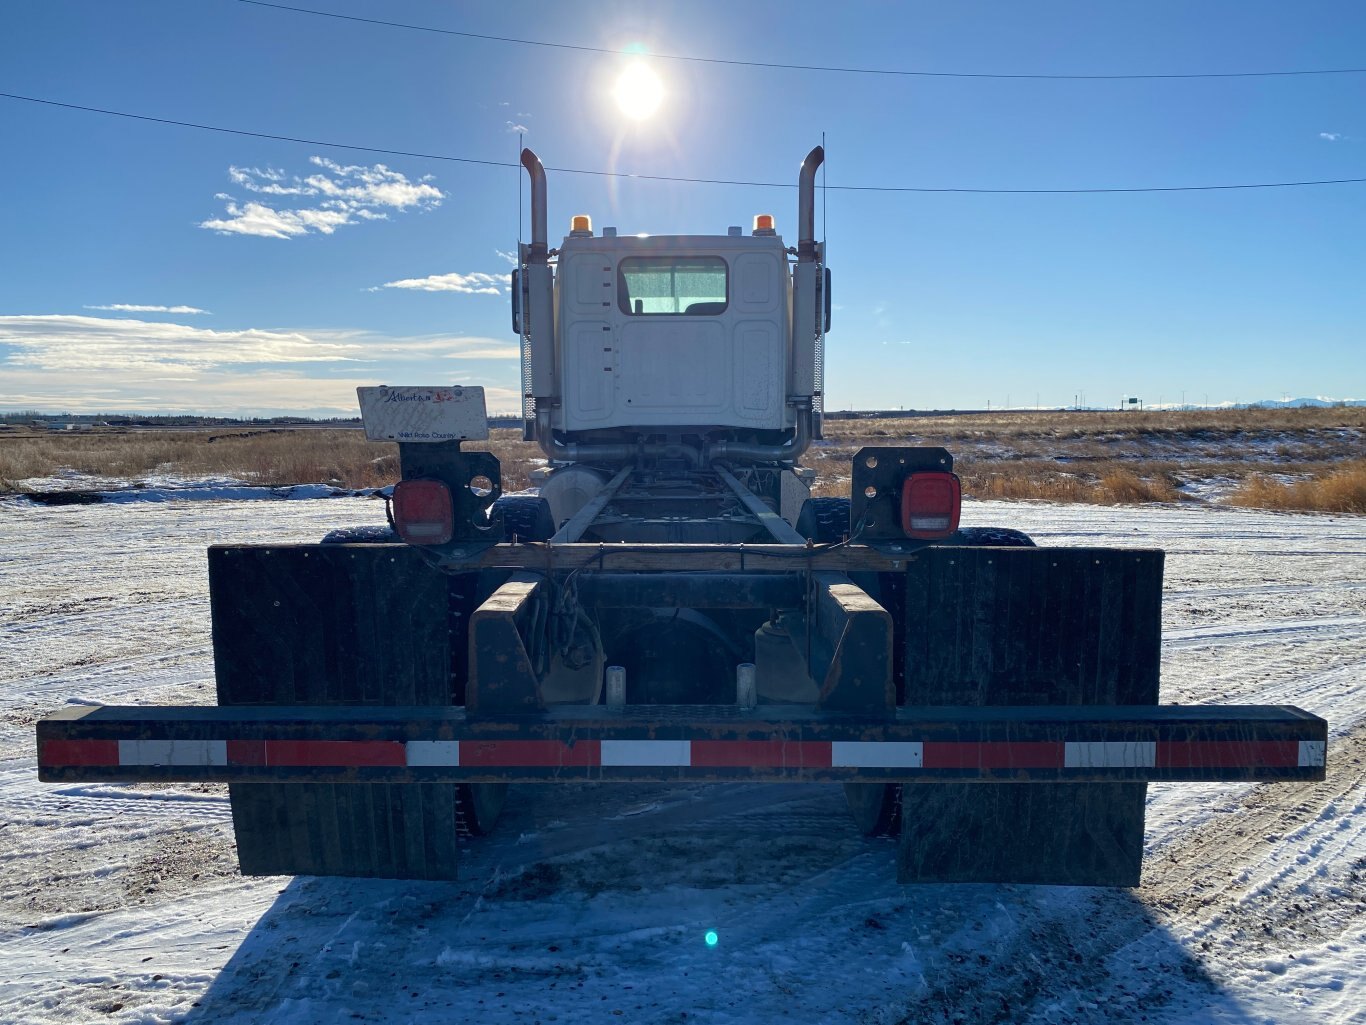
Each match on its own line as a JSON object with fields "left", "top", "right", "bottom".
{"left": 514, "top": 149, "right": 829, "bottom": 472}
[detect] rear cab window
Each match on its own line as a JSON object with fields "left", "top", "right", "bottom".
{"left": 618, "top": 257, "right": 728, "bottom": 316}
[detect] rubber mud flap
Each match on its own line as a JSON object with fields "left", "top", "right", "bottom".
{"left": 898, "top": 546, "right": 1162, "bottom": 886}
{"left": 211, "top": 544, "right": 474, "bottom": 880}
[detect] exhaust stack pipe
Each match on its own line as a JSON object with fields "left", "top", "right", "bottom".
{"left": 797, "top": 145, "right": 824, "bottom": 260}
{"left": 521, "top": 148, "right": 556, "bottom": 432}
{"left": 521, "top": 148, "right": 548, "bottom": 259}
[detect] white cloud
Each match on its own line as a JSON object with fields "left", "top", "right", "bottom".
{"left": 377, "top": 271, "right": 509, "bottom": 295}
{"left": 0, "top": 315, "right": 361, "bottom": 371}
{"left": 200, "top": 157, "right": 443, "bottom": 239}
{"left": 506, "top": 122, "right": 529, "bottom": 134}
{"left": 495, "top": 249, "right": 518, "bottom": 266}
{"left": 0, "top": 365, "right": 522, "bottom": 417}
{"left": 84, "top": 304, "right": 210, "bottom": 315}
{"left": 347, "top": 334, "right": 520, "bottom": 359}
{"left": 0, "top": 315, "right": 518, "bottom": 370}
{"left": 0, "top": 315, "right": 521, "bottom": 415}
{"left": 200, "top": 200, "right": 344, "bottom": 239}
{"left": 1319, "top": 132, "right": 1343, "bottom": 141}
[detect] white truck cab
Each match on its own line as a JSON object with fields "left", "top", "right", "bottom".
{"left": 514, "top": 148, "right": 829, "bottom": 467}
{"left": 556, "top": 232, "right": 790, "bottom": 432}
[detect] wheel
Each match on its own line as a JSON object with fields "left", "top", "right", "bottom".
{"left": 456, "top": 782, "right": 508, "bottom": 837}
{"left": 494, "top": 496, "right": 555, "bottom": 541}
{"left": 952, "top": 526, "right": 1036, "bottom": 547}
{"left": 796, "top": 496, "right": 851, "bottom": 543}
{"left": 844, "top": 782, "right": 901, "bottom": 836}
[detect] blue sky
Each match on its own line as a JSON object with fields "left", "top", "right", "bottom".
{"left": 1, "top": 0, "right": 1363, "bottom": 416}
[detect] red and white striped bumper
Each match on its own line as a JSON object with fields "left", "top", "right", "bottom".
{"left": 36, "top": 703, "right": 1327, "bottom": 784}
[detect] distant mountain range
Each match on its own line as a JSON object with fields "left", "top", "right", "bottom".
{"left": 1254, "top": 397, "right": 1366, "bottom": 408}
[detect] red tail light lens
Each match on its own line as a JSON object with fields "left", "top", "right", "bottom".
{"left": 900, "top": 471, "right": 961, "bottom": 539}
{"left": 392, "top": 479, "right": 454, "bottom": 545}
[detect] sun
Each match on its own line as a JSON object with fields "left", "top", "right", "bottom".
{"left": 613, "top": 61, "right": 664, "bottom": 121}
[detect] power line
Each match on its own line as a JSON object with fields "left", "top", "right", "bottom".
{"left": 4, "top": 90, "right": 1366, "bottom": 194}
{"left": 236, "top": 0, "right": 1366, "bottom": 81}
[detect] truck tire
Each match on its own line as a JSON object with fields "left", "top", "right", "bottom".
{"left": 952, "top": 526, "right": 1036, "bottom": 547}
{"left": 844, "top": 782, "right": 902, "bottom": 837}
{"left": 456, "top": 782, "right": 507, "bottom": 837}
{"left": 796, "top": 496, "right": 851, "bottom": 543}
{"left": 494, "top": 495, "right": 555, "bottom": 542}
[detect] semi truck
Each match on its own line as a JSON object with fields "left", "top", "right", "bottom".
{"left": 36, "top": 146, "right": 1326, "bottom": 887}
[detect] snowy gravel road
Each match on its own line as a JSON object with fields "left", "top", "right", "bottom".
{"left": 1, "top": 496, "right": 1363, "bottom": 1025}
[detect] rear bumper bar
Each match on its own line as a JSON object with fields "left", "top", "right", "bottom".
{"left": 38, "top": 703, "right": 1327, "bottom": 785}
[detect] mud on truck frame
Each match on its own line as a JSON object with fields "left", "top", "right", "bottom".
{"left": 37, "top": 147, "right": 1326, "bottom": 887}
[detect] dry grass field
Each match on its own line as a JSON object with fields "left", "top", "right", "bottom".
{"left": 2, "top": 405, "right": 1363, "bottom": 512}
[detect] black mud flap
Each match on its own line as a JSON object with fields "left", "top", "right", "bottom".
{"left": 898, "top": 547, "right": 1162, "bottom": 886}
{"left": 210, "top": 544, "right": 476, "bottom": 880}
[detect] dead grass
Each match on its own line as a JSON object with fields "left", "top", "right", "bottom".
{"left": 0, "top": 428, "right": 542, "bottom": 493}
{"left": 807, "top": 406, "right": 1363, "bottom": 511}
{"left": 2, "top": 407, "right": 1362, "bottom": 513}
{"left": 952, "top": 463, "right": 1183, "bottom": 505}
{"left": 1229, "top": 462, "right": 1366, "bottom": 514}
{"left": 822, "top": 404, "right": 1366, "bottom": 442}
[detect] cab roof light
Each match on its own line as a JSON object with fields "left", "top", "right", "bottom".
{"left": 570, "top": 214, "right": 593, "bottom": 236}
{"left": 392, "top": 478, "right": 454, "bottom": 546}
{"left": 900, "top": 471, "right": 961, "bottom": 539}
{"left": 752, "top": 214, "right": 776, "bottom": 235}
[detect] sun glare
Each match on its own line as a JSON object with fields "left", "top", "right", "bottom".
{"left": 613, "top": 61, "right": 664, "bottom": 121}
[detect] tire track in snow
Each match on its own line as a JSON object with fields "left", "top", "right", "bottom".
{"left": 1143, "top": 725, "right": 1366, "bottom": 953}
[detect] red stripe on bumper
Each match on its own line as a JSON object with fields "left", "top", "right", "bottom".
{"left": 262, "top": 740, "right": 406, "bottom": 767}
{"left": 922, "top": 742, "right": 1065, "bottom": 769}
{"left": 227, "top": 740, "right": 267, "bottom": 765}
{"left": 690, "top": 741, "right": 833, "bottom": 768}
{"left": 459, "top": 740, "right": 602, "bottom": 768}
{"left": 1157, "top": 740, "right": 1300, "bottom": 768}
{"left": 41, "top": 739, "right": 119, "bottom": 767}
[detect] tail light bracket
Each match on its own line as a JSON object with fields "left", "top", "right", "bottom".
{"left": 849, "top": 446, "right": 955, "bottom": 541}
{"left": 397, "top": 442, "right": 504, "bottom": 544}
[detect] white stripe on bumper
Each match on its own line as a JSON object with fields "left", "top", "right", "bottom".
{"left": 406, "top": 740, "right": 460, "bottom": 766}
{"left": 1298, "top": 740, "right": 1326, "bottom": 768}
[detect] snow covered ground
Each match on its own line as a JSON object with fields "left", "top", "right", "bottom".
{"left": 1, "top": 493, "right": 1363, "bottom": 1025}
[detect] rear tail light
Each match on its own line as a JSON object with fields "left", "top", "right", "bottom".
{"left": 392, "top": 479, "right": 454, "bottom": 545}
{"left": 900, "top": 471, "right": 961, "bottom": 539}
